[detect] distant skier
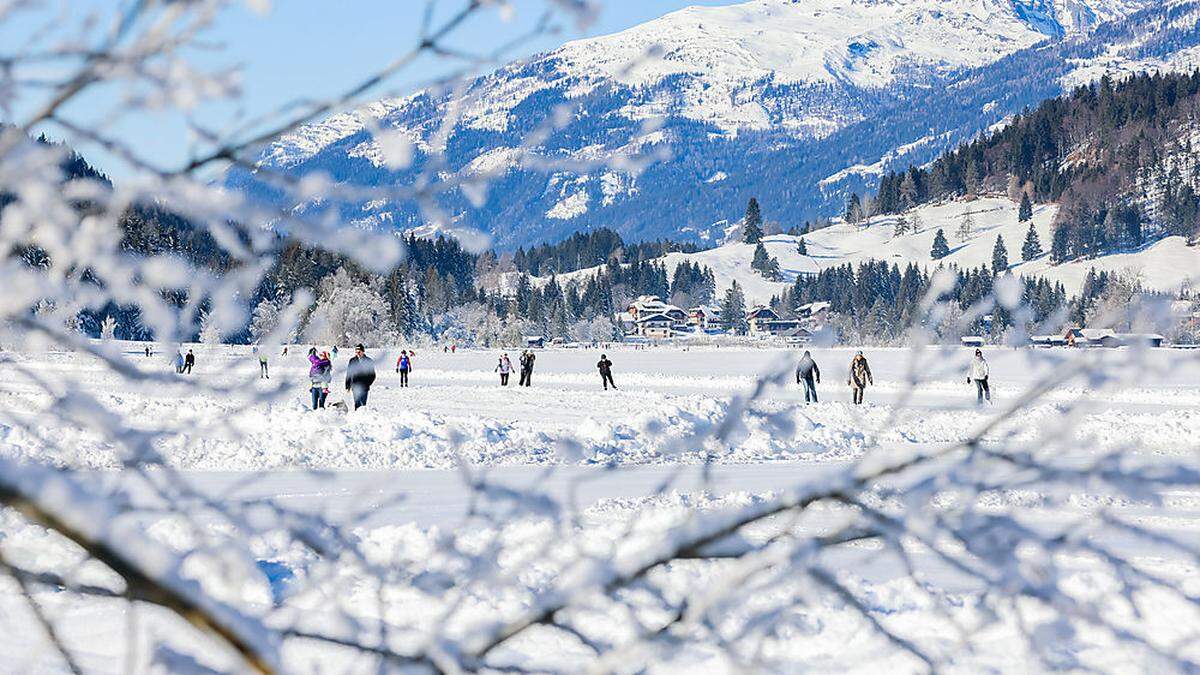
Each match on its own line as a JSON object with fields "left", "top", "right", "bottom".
{"left": 968, "top": 348, "right": 991, "bottom": 405}
{"left": 183, "top": 349, "right": 195, "bottom": 375}
{"left": 144, "top": 345, "right": 152, "bottom": 358}
{"left": 519, "top": 349, "right": 536, "bottom": 387}
{"left": 496, "top": 353, "right": 513, "bottom": 386}
{"left": 395, "top": 350, "right": 412, "bottom": 388}
{"left": 847, "top": 351, "right": 873, "bottom": 405}
{"left": 795, "top": 350, "right": 821, "bottom": 403}
{"left": 597, "top": 354, "right": 617, "bottom": 391}
{"left": 282, "top": 346, "right": 289, "bottom": 356}
{"left": 345, "top": 344, "right": 377, "bottom": 410}
{"left": 308, "top": 348, "right": 332, "bottom": 409}
{"left": 331, "top": 345, "right": 339, "bottom": 359}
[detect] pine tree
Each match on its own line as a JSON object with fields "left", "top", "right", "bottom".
{"left": 991, "top": 234, "right": 1009, "bottom": 275}
{"left": 751, "top": 242, "right": 782, "bottom": 281}
{"left": 721, "top": 280, "right": 748, "bottom": 334}
{"left": 743, "top": 198, "right": 763, "bottom": 243}
{"left": 1021, "top": 222, "right": 1043, "bottom": 261}
{"left": 893, "top": 214, "right": 909, "bottom": 238}
{"left": 796, "top": 237, "right": 808, "bottom": 256}
{"left": 1018, "top": 192, "right": 1033, "bottom": 222}
{"left": 931, "top": 228, "right": 950, "bottom": 260}
{"left": 844, "top": 193, "right": 863, "bottom": 224}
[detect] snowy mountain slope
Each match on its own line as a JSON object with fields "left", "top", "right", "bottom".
{"left": 538, "top": 197, "right": 1200, "bottom": 304}
{"left": 225, "top": 0, "right": 1200, "bottom": 249}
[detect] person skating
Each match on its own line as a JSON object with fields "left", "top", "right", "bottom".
{"left": 495, "top": 353, "right": 513, "bottom": 386}
{"left": 597, "top": 354, "right": 617, "bottom": 391}
{"left": 847, "top": 351, "right": 873, "bottom": 405}
{"left": 968, "top": 348, "right": 991, "bottom": 405}
{"left": 795, "top": 350, "right": 821, "bottom": 403}
{"left": 519, "top": 349, "right": 536, "bottom": 387}
{"left": 345, "top": 344, "right": 377, "bottom": 410}
{"left": 308, "top": 348, "right": 332, "bottom": 409}
{"left": 395, "top": 350, "right": 412, "bottom": 387}
{"left": 183, "top": 349, "right": 195, "bottom": 374}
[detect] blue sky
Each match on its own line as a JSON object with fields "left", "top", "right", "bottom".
{"left": 11, "top": 0, "right": 737, "bottom": 178}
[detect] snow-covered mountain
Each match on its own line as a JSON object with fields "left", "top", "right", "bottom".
{"left": 227, "top": 0, "right": 1200, "bottom": 249}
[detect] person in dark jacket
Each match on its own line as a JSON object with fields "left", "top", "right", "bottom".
{"left": 847, "top": 351, "right": 873, "bottom": 405}
{"left": 183, "top": 349, "right": 195, "bottom": 374}
{"left": 344, "top": 344, "right": 377, "bottom": 410}
{"left": 597, "top": 354, "right": 617, "bottom": 391}
{"left": 519, "top": 350, "right": 536, "bottom": 387}
{"left": 795, "top": 350, "right": 821, "bottom": 403}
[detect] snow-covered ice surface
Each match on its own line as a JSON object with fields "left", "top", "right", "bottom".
{"left": 3, "top": 341, "right": 1200, "bottom": 672}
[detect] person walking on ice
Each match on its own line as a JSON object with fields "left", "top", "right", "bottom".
{"left": 795, "top": 350, "right": 821, "bottom": 403}
{"left": 308, "top": 348, "right": 332, "bottom": 409}
{"left": 968, "top": 348, "right": 991, "bottom": 405}
{"left": 254, "top": 346, "right": 269, "bottom": 379}
{"left": 519, "top": 349, "right": 536, "bottom": 387}
{"left": 597, "top": 354, "right": 617, "bottom": 391}
{"left": 395, "top": 350, "right": 413, "bottom": 388}
{"left": 847, "top": 351, "right": 872, "bottom": 405}
{"left": 345, "top": 344, "right": 377, "bottom": 410}
{"left": 496, "top": 353, "right": 513, "bottom": 386}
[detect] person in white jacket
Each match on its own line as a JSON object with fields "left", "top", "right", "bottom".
{"left": 495, "top": 353, "right": 513, "bottom": 386}
{"left": 967, "top": 349, "right": 991, "bottom": 404}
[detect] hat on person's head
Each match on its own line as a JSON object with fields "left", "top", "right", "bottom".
{"left": 355, "top": 343, "right": 365, "bottom": 351}
{"left": 975, "top": 349, "right": 983, "bottom": 356}
{"left": 856, "top": 350, "right": 863, "bottom": 356}
{"left": 803, "top": 350, "right": 811, "bottom": 356}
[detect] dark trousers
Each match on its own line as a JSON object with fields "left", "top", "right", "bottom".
{"left": 801, "top": 377, "right": 818, "bottom": 403}
{"left": 852, "top": 386, "right": 864, "bottom": 405}
{"left": 601, "top": 372, "right": 616, "bottom": 390}
{"left": 519, "top": 368, "right": 530, "bottom": 386}
{"left": 500, "top": 373, "right": 509, "bottom": 386}
{"left": 351, "top": 384, "right": 370, "bottom": 410}
{"left": 183, "top": 363, "right": 192, "bottom": 374}
{"left": 974, "top": 378, "right": 991, "bottom": 404}
{"left": 260, "top": 362, "right": 269, "bottom": 379}
{"left": 399, "top": 369, "right": 409, "bottom": 387}
{"left": 311, "top": 387, "right": 327, "bottom": 410}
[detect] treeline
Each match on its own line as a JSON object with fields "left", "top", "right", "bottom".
{"left": 512, "top": 227, "right": 700, "bottom": 276}
{"left": 769, "top": 261, "right": 1070, "bottom": 342}
{"left": 869, "top": 70, "right": 1200, "bottom": 261}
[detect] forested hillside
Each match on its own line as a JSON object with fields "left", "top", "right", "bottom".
{"left": 873, "top": 70, "right": 1200, "bottom": 262}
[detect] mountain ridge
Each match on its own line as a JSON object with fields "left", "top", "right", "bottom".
{"left": 226, "top": 0, "right": 1195, "bottom": 249}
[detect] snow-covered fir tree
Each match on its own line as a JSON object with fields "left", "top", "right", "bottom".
{"left": 742, "top": 198, "right": 763, "bottom": 244}
{"left": 992, "top": 234, "right": 1009, "bottom": 275}
{"left": 100, "top": 315, "right": 117, "bottom": 341}
{"left": 750, "top": 242, "right": 782, "bottom": 281}
{"left": 931, "top": 228, "right": 951, "bottom": 260}
{"left": 1022, "top": 222, "right": 1043, "bottom": 261}
{"left": 721, "top": 280, "right": 748, "bottom": 334}
{"left": 1018, "top": 192, "right": 1033, "bottom": 222}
